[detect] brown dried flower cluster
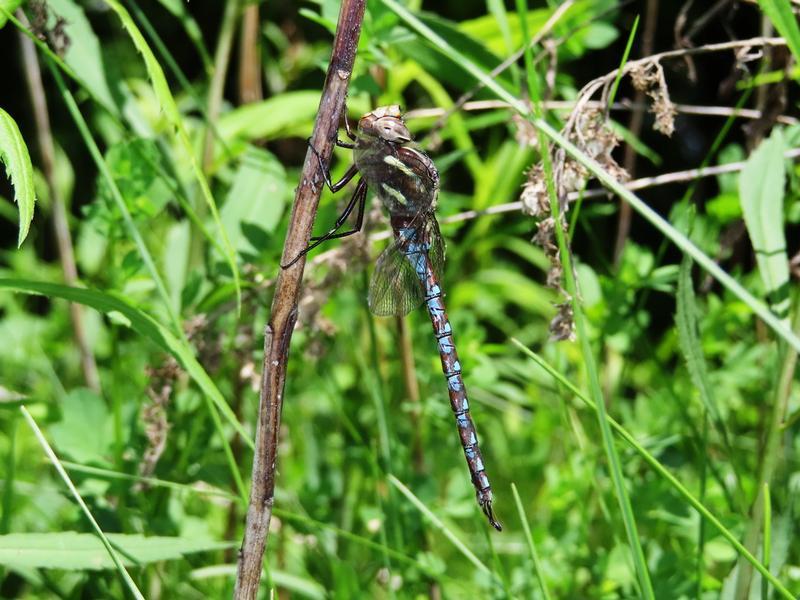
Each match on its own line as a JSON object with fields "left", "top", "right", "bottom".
{"left": 628, "top": 62, "right": 677, "bottom": 136}
{"left": 520, "top": 108, "right": 632, "bottom": 341}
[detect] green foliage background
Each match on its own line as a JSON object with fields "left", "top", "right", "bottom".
{"left": 0, "top": 0, "right": 799, "bottom": 598}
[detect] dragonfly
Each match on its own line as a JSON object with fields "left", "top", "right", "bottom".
{"left": 289, "top": 105, "right": 501, "bottom": 531}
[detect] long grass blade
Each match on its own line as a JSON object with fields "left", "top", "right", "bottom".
{"left": 20, "top": 406, "right": 145, "bottom": 600}
{"left": 388, "top": 475, "right": 497, "bottom": 581}
{"left": 511, "top": 483, "right": 551, "bottom": 600}
{"left": 516, "top": 0, "right": 653, "bottom": 595}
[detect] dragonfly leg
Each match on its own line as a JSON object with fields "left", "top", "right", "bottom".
{"left": 307, "top": 138, "right": 358, "bottom": 192}
{"left": 342, "top": 108, "right": 356, "bottom": 141}
{"left": 310, "top": 178, "right": 367, "bottom": 241}
{"left": 281, "top": 179, "right": 368, "bottom": 269}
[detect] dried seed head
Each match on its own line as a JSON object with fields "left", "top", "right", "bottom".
{"left": 629, "top": 62, "right": 676, "bottom": 136}
{"left": 549, "top": 302, "right": 576, "bottom": 341}
{"left": 520, "top": 165, "right": 550, "bottom": 217}
{"left": 512, "top": 113, "right": 539, "bottom": 148}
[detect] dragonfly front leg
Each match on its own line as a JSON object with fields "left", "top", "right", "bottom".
{"left": 281, "top": 144, "right": 366, "bottom": 269}
{"left": 308, "top": 140, "right": 359, "bottom": 193}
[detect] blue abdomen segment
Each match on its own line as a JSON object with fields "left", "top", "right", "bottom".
{"left": 399, "top": 228, "right": 501, "bottom": 530}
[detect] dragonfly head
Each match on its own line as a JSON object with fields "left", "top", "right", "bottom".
{"left": 358, "top": 105, "right": 412, "bottom": 144}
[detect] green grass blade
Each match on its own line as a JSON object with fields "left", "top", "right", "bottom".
{"left": 387, "top": 475, "right": 497, "bottom": 581}
{"left": 762, "top": 483, "right": 772, "bottom": 600}
{"left": 511, "top": 483, "right": 551, "bottom": 600}
{"left": 758, "top": 0, "right": 800, "bottom": 62}
{"left": 0, "top": 107, "right": 36, "bottom": 246}
{"left": 510, "top": 339, "right": 796, "bottom": 600}
{"left": 19, "top": 406, "right": 145, "bottom": 600}
{"left": 676, "top": 254, "right": 745, "bottom": 506}
{"left": 516, "top": 0, "right": 653, "bottom": 594}
{"left": 0, "top": 531, "right": 234, "bottom": 570}
{"left": 60, "top": 461, "right": 239, "bottom": 500}
{"left": 607, "top": 14, "right": 639, "bottom": 108}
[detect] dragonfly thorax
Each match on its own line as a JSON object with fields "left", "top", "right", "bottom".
{"left": 353, "top": 107, "right": 439, "bottom": 219}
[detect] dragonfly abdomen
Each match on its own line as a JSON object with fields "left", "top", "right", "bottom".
{"left": 399, "top": 230, "right": 502, "bottom": 531}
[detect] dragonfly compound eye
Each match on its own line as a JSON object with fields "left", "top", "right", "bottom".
{"left": 377, "top": 118, "right": 412, "bottom": 143}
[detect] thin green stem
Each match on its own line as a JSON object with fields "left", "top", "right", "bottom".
{"left": 607, "top": 15, "right": 640, "bottom": 108}
{"left": 388, "top": 475, "right": 499, "bottom": 583}
{"left": 20, "top": 406, "right": 145, "bottom": 600}
{"left": 511, "top": 483, "right": 551, "bottom": 600}
{"left": 517, "top": 0, "right": 653, "bottom": 595}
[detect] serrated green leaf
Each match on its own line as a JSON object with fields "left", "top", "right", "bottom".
{"left": 97, "top": 138, "right": 173, "bottom": 219}
{"left": 0, "top": 278, "right": 253, "bottom": 451}
{"left": 0, "top": 532, "right": 233, "bottom": 570}
{"left": 0, "top": 108, "right": 36, "bottom": 246}
{"left": 676, "top": 255, "right": 720, "bottom": 423}
{"left": 739, "top": 128, "right": 790, "bottom": 320}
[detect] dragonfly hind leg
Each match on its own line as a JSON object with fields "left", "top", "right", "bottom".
{"left": 309, "top": 178, "right": 367, "bottom": 242}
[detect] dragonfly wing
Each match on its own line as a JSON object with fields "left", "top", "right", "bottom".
{"left": 368, "top": 239, "right": 424, "bottom": 317}
{"left": 425, "top": 216, "right": 446, "bottom": 283}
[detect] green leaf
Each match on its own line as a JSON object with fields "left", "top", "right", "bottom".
{"left": 0, "top": 532, "right": 233, "bottom": 570}
{"left": 49, "top": 389, "right": 113, "bottom": 464}
{"left": 214, "top": 91, "right": 325, "bottom": 168}
{"left": 738, "top": 128, "right": 790, "bottom": 320}
{"left": 48, "top": 0, "right": 117, "bottom": 113}
{"left": 221, "top": 146, "right": 288, "bottom": 256}
{"left": 0, "top": 279, "right": 254, "bottom": 450}
{"left": 676, "top": 256, "right": 726, "bottom": 430}
{"left": 0, "top": 108, "right": 36, "bottom": 246}
{"left": 758, "top": 0, "right": 800, "bottom": 63}
{"left": 97, "top": 139, "right": 173, "bottom": 219}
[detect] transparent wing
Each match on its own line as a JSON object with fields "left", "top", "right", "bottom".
{"left": 367, "top": 214, "right": 447, "bottom": 317}
{"left": 368, "top": 233, "right": 424, "bottom": 317}
{"left": 425, "top": 216, "right": 446, "bottom": 283}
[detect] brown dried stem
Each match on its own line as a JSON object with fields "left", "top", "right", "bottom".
{"left": 613, "top": 0, "right": 659, "bottom": 266}
{"left": 233, "top": 1, "right": 366, "bottom": 598}
{"left": 16, "top": 11, "right": 101, "bottom": 393}
{"left": 564, "top": 36, "right": 787, "bottom": 137}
